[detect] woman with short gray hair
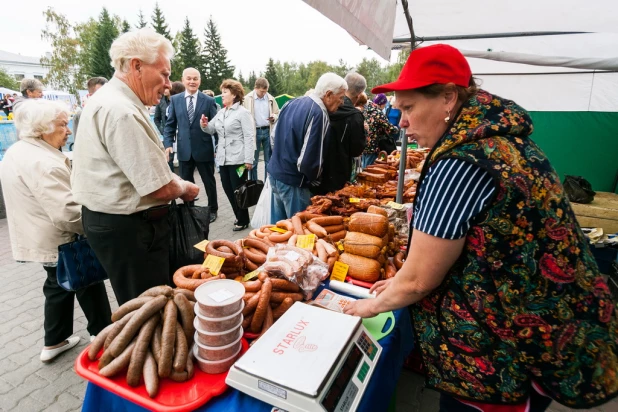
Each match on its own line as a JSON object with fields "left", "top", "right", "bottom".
{"left": 12, "top": 78, "right": 44, "bottom": 112}
{"left": 1, "top": 99, "right": 112, "bottom": 363}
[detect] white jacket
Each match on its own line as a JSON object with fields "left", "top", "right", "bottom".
{"left": 242, "top": 90, "right": 280, "bottom": 137}
{"left": 1, "top": 137, "right": 83, "bottom": 263}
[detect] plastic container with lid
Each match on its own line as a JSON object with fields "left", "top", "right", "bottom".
{"left": 194, "top": 330, "right": 242, "bottom": 361}
{"left": 194, "top": 301, "right": 244, "bottom": 332}
{"left": 194, "top": 279, "right": 245, "bottom": 317}
{"left": 194, "top": 316, "right": 242, "bottom": 347}
{"left": 193, "top": 342, "right": 241, "bottom": 374}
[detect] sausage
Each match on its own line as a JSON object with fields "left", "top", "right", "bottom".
{"left": 174, "top": 293, "right": 195, "bottom": 345}
{"left": 243, "top": 292, "right": 256, "bottom": 301}
{"left": 270, "top": 278, "right": 301, "bottom": 293}
{"left": 263, "top": 260, "right": 294, "bottom": 278}
{"left": 323, "top": 224, "right": 345, "bottom": 234}
{"left": 242, "top": 313, "right": 253, "bottom": 330}
{"left": 98, "top": 349, "right": 115, "bottom": 370}
{"left": 174, "top": 265, "right": 225, "bottom": 291}
{"left": 105, "top": 309, "right": 136, "bottom": 349}
{"left": 99, "top": 340, "right": 137, "bottom": 377}
{"left": 168, "top": 370, "right": 189, "bottom": 382}
{"left": 138, "top": 285, "right": 173, "bottom": 298}
{"left": 295, "top": 212, "right": 325, "bottom": 222}
{"left": 268, "top": 230, "right": 293, "bottom": 243}
{"left": 186, "top": 355, "right": 195, "bottom": 379}
{"left": 126, "top": 314, "right": 160, "bottom": 387}
{"left": 143, "top": 350, "right": 159, "bottom": 398}
{"left": 244, "top": 238, "right": 270, "bottom": 254}
{"left": 394, "top": 252, "right": 406, "bottom": 270}
{"left": 158, "top": 299, "right": 177, "bottom": 378}
{"left": 88, "top": 323, "right": 114, "bottom": 361}
{"left": 151, "top": 324, "right": 162, "bottom": 365}
{"left": 315, "top": 241, "right": 328, "bottom": 263}
{"left": 291, "top": 215, "right": 304, "bottom": 235}
{"left": 112, "top": 297, "right": 154, "bottom": 322}
{"left": 288, "top": 234, "right": 298, "bottom": 246}
{"left": 385, "top": 261, "right": 397, "bottom": 278}
{"left": 243, "top": 291, "right": 261, "bottom": 316}
{"left": 251, "top": 277, "right": 272, "bottom": 333}
{"left": 206, "top": 240, "right": 239, "bottom": 259}
{"left": 276, "top": 220, "right": 294, "bottom": 232}
{"left": 173, "top": 322, "right": 188, "bottom": 373}
{"left": 249, "top": 229, "right": 259, "bottom": 238}
{"left": 270, "top": 292, "right": 304, "bottom": 303}
{"left": 245, "top": 259, "right": 259, "bottom": 271}
{"left": 259, "top": 305, "right": 274, "bottom": 336}
{"left": 217, "top": 245, "right": 234, "bottom": 254}
{"left": 260, "top": 237, "right": 275, "bottom": 247}
{"left": 310, "top": 216, "right": 343, "bottom": 226}
{"left": 257, "top": 272, "right": 268, "bottom": 282}
{"left": 306, "top": 220, "right": 327, "bottom": 238}
{"left": 173, "top": 288, "right": 196, "bottom": 301}
{"left": 273, "top": 297, "right": 294, "bottom": 320}
{"left": 243, "top": 280, "right": 263, "bottom": 293}
{"left": 245, "top": 248, "right": 266, "bottom": 264}
{"left": 317, "top": 239, "right": 338, "bottom": 257}
{"left": 192, "top": 270, "right": 202, "bottom": 279}
{"left": 329, "top": 230, "right": 347, "bottom": 242}
{"left": 303, "top": 228, "right": 312, "bottom": 235}
{"left": 327, "top": 255, "right": 336, "bottom": 273}
{"left": 108, "top": 296, "right": 168, "bottom": 358}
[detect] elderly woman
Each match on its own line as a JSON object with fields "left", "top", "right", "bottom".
{"left": 1, "top": 99, "right": 112, "bottom": 362}
{"left": 361, "top": 93, "right": 399, "bottom": 168}
{"left": 345, "top": 44, "right": 617, "bottom": 411}
{"left": 12, "top": 78, "right": 44, "bottom": 112}
{"left": 200, "top": 79, "right": 255, "bottom": 231}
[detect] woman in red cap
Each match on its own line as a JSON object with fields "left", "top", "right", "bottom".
{"left": 345, "top": 44, "right": 617, "bottom": 411}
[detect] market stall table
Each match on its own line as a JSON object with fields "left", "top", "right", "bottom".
{"left": 81, "top": 304, "right": 414, "bottom": 412}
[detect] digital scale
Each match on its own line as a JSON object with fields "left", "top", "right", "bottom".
{"left": 226, "top": 302, "right": 382, "bottom": 412}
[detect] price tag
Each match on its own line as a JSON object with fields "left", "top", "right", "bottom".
{"left": 243, "top": 270, "right": 260, "bottom": 281}
{"left": 202, "top": 254, "right": 225, "bottom": 275}
{"left": 208, "top": 289, "right": 235, "bottom": 303}
{"left": 330, "top": 261, "right": 349, "bottom": 282}
{"left": 349, "top": 198, "right": 363, "bottom": 203}
{"left": 296, "top": 234, "right": 316, "bottom": 250}
{"left": 269, "top": 227, "right": 288, "bottom": 234}
{"left": 336, "top": 241, "right": 345, "bottom": 252}
{"left": 387, "top": 201, "right": 404, "bottom": 210}
{"left": 193, "top": 239, "right": 210, "bottom": 252}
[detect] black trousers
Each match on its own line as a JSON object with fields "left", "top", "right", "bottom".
{"left": 82, "top": 206, "right": 172, "bottom": 305}
{"left": 179, "top": 157, "right": 218, "bottom": 212}
{"left": 439, "top": 392, "right": 552, "bottom": 412}
{"left": 219, "top": 165, "right": 250, "bottom": 225}
{"left": 42, "top": 266, "right": 111, "bottom": 346}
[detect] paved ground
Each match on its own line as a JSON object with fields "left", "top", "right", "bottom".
{"left": 0, "top": 160, "right": 616, "bottom": 411}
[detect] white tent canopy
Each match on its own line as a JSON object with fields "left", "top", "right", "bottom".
{"left": 0, "top": 87, "right": 19, "bottom": 97}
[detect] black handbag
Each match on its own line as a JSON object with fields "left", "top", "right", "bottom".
{"left": 564, "top": 175, "right": 596, "bottom": 204}
{"left": 57, "top": 236, "right": 108, "bottom": 291}
{"left": 169, "top": 201, "right": 211, "bottom": 271}
{"left": 235, "top": 170, "right": 264, "bottom": 209}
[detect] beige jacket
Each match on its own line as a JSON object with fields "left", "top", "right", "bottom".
{"left": 242, "top": 90, "right": 280, "bottom": 139}
{"left": 1, "top": 137, "right": 83, "bottom": 263}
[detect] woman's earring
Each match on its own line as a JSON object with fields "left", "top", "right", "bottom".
{"left": 444, "top": 110, "right": 451, "bottom": 124}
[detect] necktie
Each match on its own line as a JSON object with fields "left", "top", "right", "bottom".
{"left": 188, "top": 95, "right": 195, "bottom": 123}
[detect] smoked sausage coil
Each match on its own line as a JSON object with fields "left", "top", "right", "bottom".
{"left": 268, "top": 230, "right": 293, "bottom": 243}
{"left": 276, "top": 220, "right": 294, "bottom": 232}
{"left": 244, "top": 238, "right": 271, "bottom": 254}
{"left": 245, "top": 248, "right": 266, "bottom": 264}
{"left": 206, "top": 239, "right": 242, "bottom": 259}
{"left": 173, "top": 265, "right": 224, "bottom": 291}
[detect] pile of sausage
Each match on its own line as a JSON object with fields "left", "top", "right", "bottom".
{"left": 241, "top": 273, "right": 304, "bottom": 335}
{"left": 88, "top": 286, "right": 196, "bottom": 398}
{"left": 250, "top": 215, "right": 347, "bottom": 245}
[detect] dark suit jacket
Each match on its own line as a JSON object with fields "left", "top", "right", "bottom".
{"left": 164, "top": 92, "right": 217, "bottom": 162}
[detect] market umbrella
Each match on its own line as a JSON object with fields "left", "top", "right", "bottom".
{"left": 275, "top": 94, "right": 294, "bottom": 108}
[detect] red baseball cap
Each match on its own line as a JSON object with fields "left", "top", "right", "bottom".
{"left": 372, "top": 44, "right": 471, "bottom": 94}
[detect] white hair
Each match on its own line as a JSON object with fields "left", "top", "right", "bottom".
{"left": 314, "top": 73, "right": 347, "bottom": 98}
{"left": 14, "top": 99, "right": 70, "bottom": 139}
{"left": 182, "top": 67, "right": 201, "bottom": 78}
{"left": 109, "top": 28, "right": 174, "bottom": 73}
{"left": 344, "top": 72, "right": 366, "bottom": 96}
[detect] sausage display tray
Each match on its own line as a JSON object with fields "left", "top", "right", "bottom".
{"left": 75, "top": 338, "right": 249, "bottom": 412}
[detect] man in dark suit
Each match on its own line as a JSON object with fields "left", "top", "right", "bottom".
{"left": 164, "top": 67, "right": 218, "bottom": 222}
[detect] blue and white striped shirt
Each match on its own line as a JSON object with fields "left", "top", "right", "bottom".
{"left": 413, "top": 158, "right": 496, "bottom": 239}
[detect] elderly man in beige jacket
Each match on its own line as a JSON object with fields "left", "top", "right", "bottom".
{"left": 242, "top": 77, "right": 280, "bottom": 180}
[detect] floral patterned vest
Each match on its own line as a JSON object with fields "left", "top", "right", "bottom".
{"left": 412, "top": 90, "right": 618, "bottom": 408}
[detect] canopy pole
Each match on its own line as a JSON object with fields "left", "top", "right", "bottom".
{"left": 393, "top": 31, "right": 589, "bottom": 44}
{"left": 396, "top": 0, "right": 416, "bottom": 204}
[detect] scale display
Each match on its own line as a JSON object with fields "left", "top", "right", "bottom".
{"left": 320, "top": 345, "right": 362, "bottom": 411}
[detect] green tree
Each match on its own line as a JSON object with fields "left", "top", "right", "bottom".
{"left": 74, "top": 18, "right": 99, "bottom": 80}
{"left": 170, "top": 31, "right": 184, "bottom": 81}
{"left": 202, "top": 16, "right": 235, "bottom": 91}
{"left": 151, "top": 2, "right": 172, "bottom": 41}
{"left": 247, "top": 71, "right": 257, "bottom": 91}
{"left": 40, "top": 7, "right": 82, "bottom": 96}
{"left": 121, "top": 20, "right": 131, "bottom": 33}
{"left": 333, "top": 59, "right": 351, "bottom": 78}
{"left": 305, "top": 60, "right": 332, "bottom": 91}
{"left": 0, "top": 67, "right": 19, "bottom": 90}
{"left": 177, "top": 17, "right": 202, "bottom": 77}
{"left": 136, "top": 9, "right": 147, "bottom": 29}
{"left": 355, "top": 57, "right": 388, "bottom": 91}
{"left": 263, "top": 58, "right": 280, "bottom": 96}
{"left": 90, "top": 8, "right": 118, "bottom": 80}
{"left": 237, "top": 70, "right": 248, "bottom": 89}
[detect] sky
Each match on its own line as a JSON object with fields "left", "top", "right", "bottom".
{"left": 5, "top": 0, "right": 396, "bottom": 76}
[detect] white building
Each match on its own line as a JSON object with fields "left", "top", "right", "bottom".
{"left": 0, "top": 50, "right": 49, "bottom": 82}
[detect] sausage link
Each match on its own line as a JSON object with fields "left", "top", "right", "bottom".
{"left": 250, "top": 277, "right": 272, "bottom": 333}
{"left": 245, "top": 248, "right": 266, "bottom": 264}
{"left": 244, "top": 238, "right": 271, "bottom": 254}
{"left": 99, "top": 340, "right": 137, "bottom": 377}
{"left": 295, "top": 212, "right": 325, "bottom": 222}
{"left": 276, "top": 220, "right": 294, "bottom": 231}
{"left": 315, "top": 241, "right": 328, "bottom": 263}
{"left": 139, "top": 285, "right": 173, "bottom": 298}
{"left": 328, "top": 230, "right": 347, "bottom": 242}
{"left": 310, "top": 216, "right": 343, "bottom": 226}
{"left": 143, "top": 350, "right": 159, "bottom": 398}
{"left": 173, "top": 288, "right": 196, "bottom": 301}
{"left": 88, "top": 323, "right": 115, "bottom": 361}
{"left": 243, "top": 280, "right": 262, "bottom": 293}
{"left": 126, "top": 314, "right": 160, "bottom": 387}
{"left": 173, "top": 322, "right": 188, "bottom": 373}
{"left": 112, "top": 297, "right": 154, "bottom": 322}
{"left": 242, "top": 314, "right": 253, "bottom": 330}
{"left": 323, "top": 224, "right": 345, "bottom": 234}
{"left": 268, "top": 230, "right": 293, "bottom": 243}
{"left": 288, "top": 234, "right": 298, "bottom": 246}
{"left": 394, "top": 251, "right": 406, "bottom": 270}
{"left": 243, "top": 291, "right": 261, "bottom": 316}
{"left": 158, "top": 299, "right": 177, "bottom": 378}
{"left": 259, "top": 305, "right": 274, "bottom": 337}
{"left": 291, "top": 215, "right": 304, "bottom": 235}
{"left": 174, "top": 293, "right": 195, "bottom": 345}
{"left": 151, "top": 323, "right": 162, "bottom": 366}
{"left": 273, "top": 297, "right": 294, "bottom": 319}
{"left": 270, "top": 278, "right": 300, "bottom": 293}
{"left": 270, "top": 292, "right": 304, "bottom": 303}
{"left": 306, "top": 220, "right": 327, "bottom": 237}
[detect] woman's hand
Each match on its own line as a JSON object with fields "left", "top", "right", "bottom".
{"left": 369, "top": 279, "right": 393, "bottom": 296}
{"left": 244, "top": 163, "right": 253, "bottom": 170}
{"left": 344, "top": 298, "right": 378, "bottom": 318}
{"left": 200, "top": 114, "right": 208, "bottom": 128}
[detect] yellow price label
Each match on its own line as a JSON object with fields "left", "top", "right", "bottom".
{"left": 202, "top": 254, "right": 225, "bottom": 276}
{"left": 193, "top": 239, "right": 210, "bottom": 252}
{"left": 243, "top": 270, "right": 260, "bottom": 282}
{"left": 336, "top": 241, "right": 345, "bottom": 252}
{"left": 387, "top": 201, "right": 404, "bottom": 210}
{"left": 330, "top": 261, "right": 349, "bottom": 282}
{"left": 296, "top": 234, "right": 316, "bottom": 250}
{"left": 269, "top": 227, "right": 288, "bottom": 234}
{"left": 349, "top": 198, "right": 363, "bottom": 203}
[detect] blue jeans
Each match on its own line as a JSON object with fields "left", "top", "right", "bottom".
{"left": 251, "top": 127, "right": 271, "bottom": 181}
{"left": 270, "top": 176, "right": 312, "bottom": 222}
{"left": 362, "top": 153, "right": 378, "bottom": 169}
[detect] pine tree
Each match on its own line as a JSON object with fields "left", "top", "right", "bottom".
{"left": 248, "top": 71, "right": 257, "bottom": 90}
{"left": 237, "top": 70, "right": 247, "bottom": 88}
{"left": 90, "top": 8, "right": 118, "bottom": 79}
{"left": 121, "top": 20, "right": 131, "bottom": 33}
{"left": 151, "top": 2, "right": 172, "bottom": 41}
{"left": 136, "top": 9, "right": 147, "bottom": 29}
{"left": 170, "top": 31, "right": 184, "bottom": 81}
{"left": 177, "top": 17, "right": 202, "bottom": 77}
{"left": 263, "top": 58, "right": 280, "bottom": 96}
{"left": 201, "top": 16, "right": 235, "bottom": 91}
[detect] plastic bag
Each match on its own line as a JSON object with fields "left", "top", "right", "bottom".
{"left": 251, "top": 177, "right": 272, "bottom": 229}
{"left": 564, "top": 175, "right": 596, "bottom": 204}
{"left": 168, "top": 201, "right": 210, "bottom": 273}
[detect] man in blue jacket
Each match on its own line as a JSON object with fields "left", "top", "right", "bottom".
{"left": 164, "top": 68, "right": 218, "bottom": 222}
{"left": 268, "top": 73, "right": 347, "bottom": 222}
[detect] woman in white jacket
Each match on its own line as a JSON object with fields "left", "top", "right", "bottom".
{"left": 201, "top": 79, "right": 255, "bottom": 231}
{"left": 1, "top": 99, "right": 112, "bottom": 362}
